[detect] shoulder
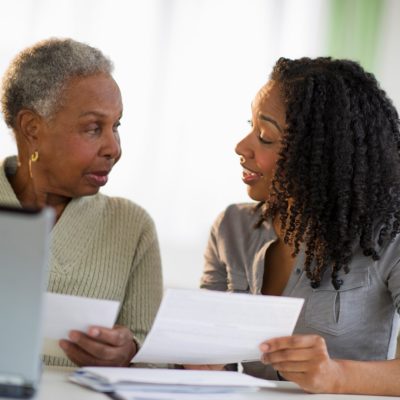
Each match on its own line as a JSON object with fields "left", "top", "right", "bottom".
{"left": 212, "top": 202, "right": 264, "bottom": 233}
{"left": 349, "top": 229, "right": 400, "bottom": 287}
{"left": 375, "top": 231, "right": 400, "bottom": 275}
{"left": 210, "top": 202, "right": 274, "bottom": 244}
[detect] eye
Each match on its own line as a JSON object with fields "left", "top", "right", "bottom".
{"left": 258, "top": 131, "right": 274, "bottom": 145}
{"left": 86, "top": 125, "right": 101, "bottom": 135}
{"left": 113, "top": 121, "right": 121, "bottom": 132}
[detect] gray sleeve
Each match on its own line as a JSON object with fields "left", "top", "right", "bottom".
{"left": 200, "top": 212, "right": 228, "bottom": 291}
{"left": 387, "top": 258, "right": 400, "bottom": 313}
{"left": 375, "top": 234, "right": 400, "bottom": 313}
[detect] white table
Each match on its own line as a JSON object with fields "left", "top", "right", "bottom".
{"left": 3, "top": 367, "right": 395, "bottom": 400}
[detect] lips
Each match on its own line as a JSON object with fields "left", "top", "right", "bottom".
{"left": 241, "top": 166, "right": 263, "bottom": 184}
{"left": 85, "top": 170, "right": 110, "bottom": 187}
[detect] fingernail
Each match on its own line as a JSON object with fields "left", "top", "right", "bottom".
{"left": 89, "top": 328, "right": 100, "bottom": 337}
{"left": 59, "top": 340, "right": 68, "bottom": 350}
{"left": 68, "top": 332, "right": 79, "bottom": 342}
{"left": 260, "top": 344, "right": 269, "bottom": 352}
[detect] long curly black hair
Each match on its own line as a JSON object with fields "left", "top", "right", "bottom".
{"left": 262, "top": 57, "right": 400, "bottom": 289}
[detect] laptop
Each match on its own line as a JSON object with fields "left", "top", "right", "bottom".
{"left": 0, "top": 206, "right": 53, "bottom": 398}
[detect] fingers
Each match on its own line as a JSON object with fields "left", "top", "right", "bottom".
{"left": 60, "top": 340, "right": 112, "bottom": 367}
{"left": 260, "top": 334, "right": 325, "bottom": 353}
{"left": 260, "top": 335, "right": 329, "bottom": 371}
{"left": 85, "top": 325, "right": 134, "bottom": 346}
{"left": 60, "top": 325, "right": 137, "bottom": 367}
{"left": 65, "top": 332, "right": 117, "bottom": 360}
{"left": 261, "top": 347, "right": 318, "bottom": 364}
{"left": 258, "top": 334, "right": 343, "bottom": 393}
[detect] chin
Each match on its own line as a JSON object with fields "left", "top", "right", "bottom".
{"left": 247, "top": 188, "right": 269, "bottom": 202}
{"left": 76, "top": 187, "right": 101, "bottom": 197}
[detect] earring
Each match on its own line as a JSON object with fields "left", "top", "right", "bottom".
{"left": 31, "top": 151, "right": 39, "bottom": 162}
{"left": 239, "top": 155, "right": 246, "bottom": 164}
{"left": 29, "top": 151, "right": 39, "bottom": 178}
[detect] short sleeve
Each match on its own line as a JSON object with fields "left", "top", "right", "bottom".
{"left": 200, "top": 212, "right": 228, "bottom": 291}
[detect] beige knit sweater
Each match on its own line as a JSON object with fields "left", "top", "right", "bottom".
{"left": 0, "top": 157, "right": 163, "bottom": 367}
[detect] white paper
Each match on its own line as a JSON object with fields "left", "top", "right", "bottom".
{"left": 113, "top": 391, "right": 247, "bottom": 400}
{"left": 132, "top": 288, "right": 304, "bottom": 364}
{"left": 72, "top": 367, "right": 276, "bottom": 390}
{"left": 42, "top": 293, "right": 120, "bottom": 358}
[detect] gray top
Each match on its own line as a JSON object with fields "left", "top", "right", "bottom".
{"left": 201, "top": 203, "right": 400, "bottom": 380}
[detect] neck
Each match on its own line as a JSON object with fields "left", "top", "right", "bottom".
{"left": 9, "top": 163, "right": 70, "bottom": 221}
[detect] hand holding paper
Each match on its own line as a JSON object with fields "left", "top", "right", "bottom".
{"left": 42, "top": 293, "right": 135, "bottom": 366}
{"left": 60, "top": 323, "right": 137, "bottom": 367}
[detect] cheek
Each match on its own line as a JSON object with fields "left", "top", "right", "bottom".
{"left": 42, "top": 140, "right": 96, "bottom": 171}
{"left": 257, "top": 151, "right": 279, "bottom": 176}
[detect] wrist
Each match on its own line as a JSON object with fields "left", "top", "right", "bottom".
{"left": 331, "top": 359, "right": 348, "bottom": 394}
{"left": 124, "top": 337, "right": 139, "bottom": 367}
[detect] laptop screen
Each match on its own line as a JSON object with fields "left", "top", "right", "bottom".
{"left": 0, "top": 206, "right": 53, "bottom": 398}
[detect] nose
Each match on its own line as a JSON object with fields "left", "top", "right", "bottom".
{"left": 101, "top": 127, "right": 121, "bottom": 163}
{"left": 235, "top": 133, "right": 254, "bottom": 161}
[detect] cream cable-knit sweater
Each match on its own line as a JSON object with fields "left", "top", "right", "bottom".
{"left": 0, "top": 156, "right": 163, "bottom": 367}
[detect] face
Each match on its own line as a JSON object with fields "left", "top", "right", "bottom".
{"left": 33, "top": 73, "right": 122, "bottom": 198}
{"left": 235, "top": 80, "right": 286, "bottom": 202}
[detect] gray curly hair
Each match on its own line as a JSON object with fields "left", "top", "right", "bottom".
{"left": 1, "top": 37, "right": 114, "bottom": 129}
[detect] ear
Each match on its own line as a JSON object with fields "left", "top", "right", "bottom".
{"left": 14, "top": 109, "right": 43, "bottom": 150}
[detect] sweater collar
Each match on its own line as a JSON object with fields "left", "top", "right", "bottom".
{"left": 0, "top": 156, "right": 106, "bottom": 274}
{"left": 0, "top": 156, "right": 23, "bottom": 207}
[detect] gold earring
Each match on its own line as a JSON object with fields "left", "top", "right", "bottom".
{"left": 29, "top": 151, "right": 39, "bottom": 178}
{"left": 31, "top": 151, "right": 39, "bottom": 162}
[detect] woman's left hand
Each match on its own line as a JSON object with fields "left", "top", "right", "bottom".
{"left": 260, "top": 334, "right": 344, "bottom": 393}
{"left": 59, "top": 324, "right": 137, "bottom": 367}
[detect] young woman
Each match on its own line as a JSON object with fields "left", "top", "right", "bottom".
{"left": 199, "top": 57, "right": 400, "bottom": 395}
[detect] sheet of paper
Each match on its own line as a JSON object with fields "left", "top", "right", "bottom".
{"left": 113, "top": 391, "right": 248, "bottom": 400}
{"left": 132, "top": 288, "right": 304, "bottom": 364}
{"left": 113, "top": 391, "right": 247, "bottom": 400}
{"left": 42, "top": 293, "right": 120, "bottom": 358}
{"left": 71, "top": 367, "right": 277, "bottom": 392}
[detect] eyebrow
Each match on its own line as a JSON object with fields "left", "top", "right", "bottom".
{"left": 78, "top": 111, "right": 123, "bottom": 119}
{"left": 258, "top": 114, "right": 283, "bottom": 133}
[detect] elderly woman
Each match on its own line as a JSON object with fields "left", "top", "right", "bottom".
{"left": 0, "top": 38, "right": 162, "bottom": 367}
{"left": 192, "top": 58, "right": 400, "bottom": 395}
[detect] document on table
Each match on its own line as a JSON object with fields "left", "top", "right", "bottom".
{"left": 70, "top": 367, "right": 277, "bottom": 395}
{"left": 113, "top": 390, "right": 248, "bottom": 400}
{"left": 132, "top": 288, "right": 304, "bottom": 364}
{"left": 42, "top": 293, "right": 120, "bottom": 358}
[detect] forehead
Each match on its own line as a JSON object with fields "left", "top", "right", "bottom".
{"left": 253, "top": 80, "right": 285, "bottom": 122}
{"left": 59, "top": 73, "right": 123, "bottom": 115}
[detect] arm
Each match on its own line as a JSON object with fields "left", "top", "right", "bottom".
{"left": 200, "top": 216, "right": 228, "bottom": 291}
{"left": 60, "top": 214, "right": 163, "bottom": 366}
{"left": 260, "top": 334, "right": 400, "bottom": 395}
{"left": 260, "top": 238, "right": 400, "bottom": 394}
{"left": 116, "top": 216, "right": 163, "bottom": 346}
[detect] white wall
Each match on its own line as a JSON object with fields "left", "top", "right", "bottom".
{"left": 7, "top": 0, "right": 399, "bottom": 290}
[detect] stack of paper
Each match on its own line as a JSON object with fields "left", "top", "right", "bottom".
{"left": 70, "top": 367, "right": 276, "bottom": 397}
